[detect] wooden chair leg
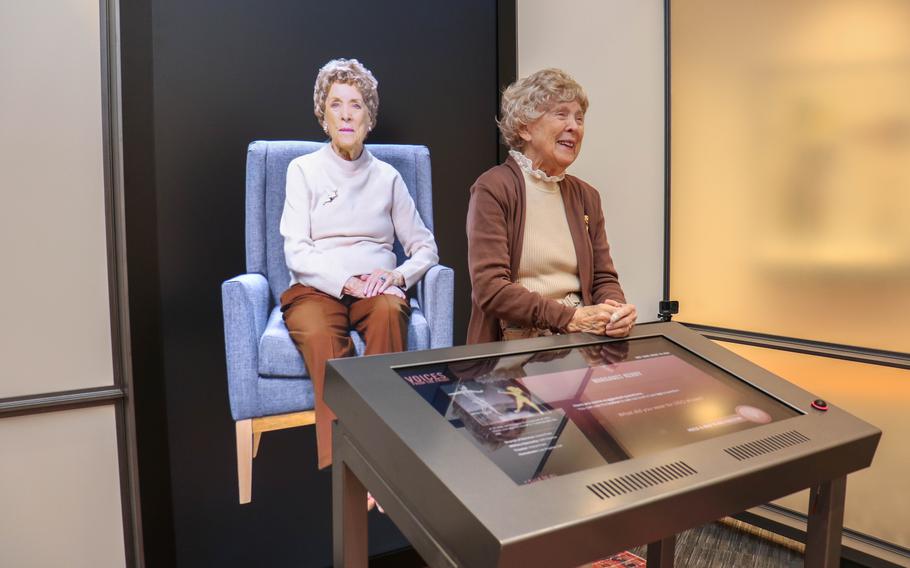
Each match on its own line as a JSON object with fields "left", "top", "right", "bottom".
{"left": 253, "top": 432, "right": 262, "bottom": 458}
{"left": 236, "top": 419, "right": 253, "bottom": 504}
{"left": 234, "top": 411, "right": 317, "bottom": 505}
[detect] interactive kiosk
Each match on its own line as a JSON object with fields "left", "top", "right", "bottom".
{"left": 326, "top": 322, "right": 880, "bottom": 567}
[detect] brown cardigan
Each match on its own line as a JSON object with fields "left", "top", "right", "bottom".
{"left": 466, "top": 157, "right": 626, "bottom": 344}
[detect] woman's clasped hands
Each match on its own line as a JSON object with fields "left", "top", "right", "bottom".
{"left": 566, "top": 299, "right": 637, "bottom": 337}
{"left": 343, "top": 268, "right": 406, "bottom": 299}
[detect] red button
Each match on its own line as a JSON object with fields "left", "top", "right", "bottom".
{"left": 811, "top": 399, "right": 828, "bottom": 411}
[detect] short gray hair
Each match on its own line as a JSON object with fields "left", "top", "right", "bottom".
{"left": 313, "top": 58, "right": 379, "bottom": 129}
{"left": 497, "top": 68, "right": 589, "bottom": 150}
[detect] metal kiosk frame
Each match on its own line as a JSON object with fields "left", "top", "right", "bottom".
{"left": 326, "top": 322, "right": 880, "bottom": 567}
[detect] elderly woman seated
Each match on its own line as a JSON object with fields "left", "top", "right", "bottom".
{"left": 280, "top": 58, "right": 438, "bottom": 471}
{"left": 466, "top": 68, "right": 637, "bottom": 344}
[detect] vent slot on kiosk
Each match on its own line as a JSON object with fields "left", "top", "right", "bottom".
{"left": 586, "top": 461, "right": 698, "bottom": 500}
{"left": 724, "top": 430, "right": 810, "bottom": 461}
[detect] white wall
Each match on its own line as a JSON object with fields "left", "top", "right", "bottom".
{"left": 0, "top": 407, "right": 126, "bottom": 568}
{"left": 0, "top": 0, "right": 113, "bottom": 397}
{"left": 0, "top": 1, "right": 125, "bottom": 566}
{"left": 517, "top": 0, "right": 665, "bottom": 320}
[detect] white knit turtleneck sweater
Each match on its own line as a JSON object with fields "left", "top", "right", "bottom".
{"left": 280, "top": 145, "right": 438, "bottom": 298}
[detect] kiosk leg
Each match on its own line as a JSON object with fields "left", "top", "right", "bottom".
{"left": 805, "top": 476, "right": 846, "bottom": 568}
{"left": 647, "top": 534, "right": 675, "bottom": 568}
{"left": 333, "top": 459, "right": 369, "bottom": 568}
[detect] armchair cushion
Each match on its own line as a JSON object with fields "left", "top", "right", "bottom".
{"left": 256, "top": 376, "right": 316, "bottom": 417}
{"left": 258, "top": 307, "right": 307, "bottom": 377}
{"left": 257, "top": 302, "right": 431, "bottom": 378}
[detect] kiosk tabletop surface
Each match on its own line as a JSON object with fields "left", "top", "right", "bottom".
{"left": 326, "top": 322, "right": 880, "bottom": 567}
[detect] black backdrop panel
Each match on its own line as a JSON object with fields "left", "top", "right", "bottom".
{"left": 121, "top": 0, "right": 502, "bottom": 565}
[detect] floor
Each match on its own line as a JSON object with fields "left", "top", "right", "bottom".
{"left": 368, "top": 517, "right": 866, "bottom": 567}
{"left": 625, "top": 519, "right": 803, "bottom": 568}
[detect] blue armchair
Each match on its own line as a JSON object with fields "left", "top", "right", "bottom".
{"left": 222, "top": 141, "right": 454, "bottom": 503}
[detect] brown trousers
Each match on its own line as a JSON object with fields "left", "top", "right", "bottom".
{"left": 280, "top": 284, "right": 410, "bottom": 469}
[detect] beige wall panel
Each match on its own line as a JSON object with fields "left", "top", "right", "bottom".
{"left": 0, "top": 406, "right": 125, "bottom": 567}
{"left": 719, "top": 341, "right": 910, "bottom": 548}
{"left": 0, "top": 0, "right": 114, "bottom": 397}
{"left": 517, "top": 0, "right": 665, "bottom": 320}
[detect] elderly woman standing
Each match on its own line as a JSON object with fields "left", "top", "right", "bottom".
{"left": 280, "top": 58, "right": 438, "bottom": 469}
{"left": 466, "top": 68, "right": 637, "bottom": 344}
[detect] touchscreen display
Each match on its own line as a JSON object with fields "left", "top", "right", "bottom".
{"left": 395, "top": 336, "right": 800, "bottom": 485}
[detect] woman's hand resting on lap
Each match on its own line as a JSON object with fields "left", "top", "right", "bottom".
{"left": 344, "top": 275, "right": 405, "bottom": 299}
{"left": 359, "top": 269, "right": 404, "bottom": 297}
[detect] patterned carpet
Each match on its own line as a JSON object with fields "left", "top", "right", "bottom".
{"left": 625, "top": 518, "right": 804, "bottom": 568}
{"left": 370, "top": 517, "right": 842, "bottom": 567}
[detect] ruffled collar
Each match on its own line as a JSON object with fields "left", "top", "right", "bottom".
{"left": 509, "top": 150, "right": 565, "bottom": 183}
